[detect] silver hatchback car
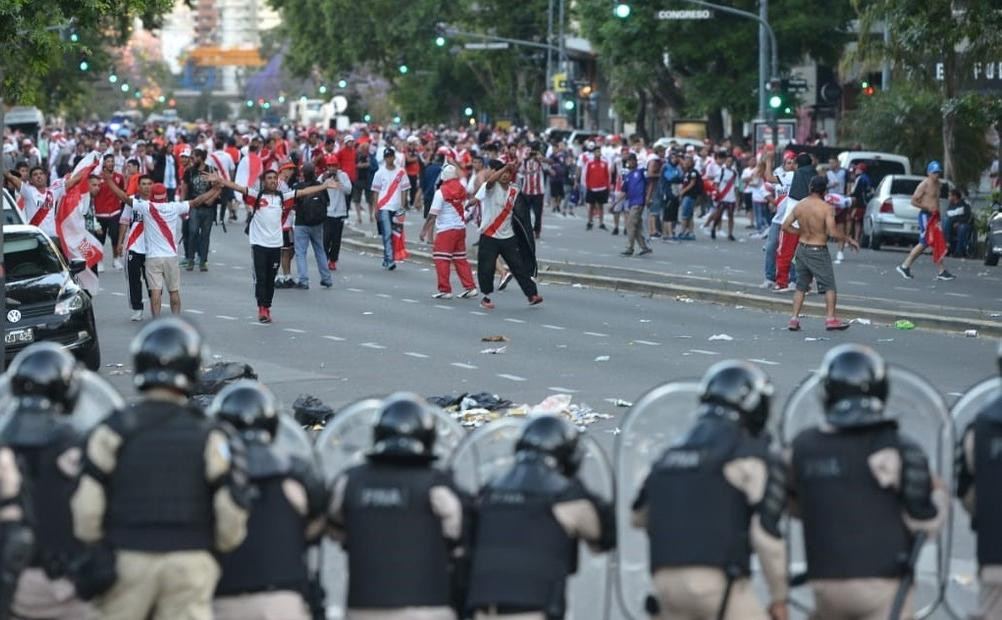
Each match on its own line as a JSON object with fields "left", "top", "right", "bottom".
{"left": 862, "top": 174, "right": 951, "bottom": 250}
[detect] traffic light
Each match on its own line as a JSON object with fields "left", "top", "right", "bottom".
{"left": 769, "top": 94, "right": 783, "bottom": 109}
{"left": 464, "top": 106, "right": 474, "bottom": 116}
{"left": 435, "top": 36, "right": 446, "bottom": 47}
{"left": 398, "top": 64, "right": 409, "bottom": 74}
{"left": 120, "top": 83, "right": 130, "bottom": 92}
{"left": 246, "top": 100, "right": 254, "bottom": 108}
{"left": 363, "top": 114, "right": 372, "bottom": 122}
{"left": 563, "top": 100, "right": 575, "bottom": 111}
{"left": 78, "top": 59, "right": 89, "bottom": 71}
{"left": 614, "top": 2, "right": 631, "bottom": 18}
{"left": 318, "top": 85, "right": 328, "bottom": 94}
{"left": 861, "top": 80, "right": 876, "bottom": 96}
{"left": 69, "top": 32, "right": 79, "bottom": 43}
{"left": 108, "top": 74, "right": 118, "bottom": 83}
{"left": 337, "top": 79, "right": 348, "bottom": 89}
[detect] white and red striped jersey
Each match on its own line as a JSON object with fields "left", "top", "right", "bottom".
{"left": 518, "top": 158, "right": 545, "bottom": 195}
{"left": 119, "top": 202, "right": 146, "bottom": 255}
{"left": 244, "top": 188, "right": 296, "bottom": 248}
{"left": 21, "top": 181, "right": 66, "bottom": 237}
{"left": 132, "top": 199, "right": 190, "bottom": 258}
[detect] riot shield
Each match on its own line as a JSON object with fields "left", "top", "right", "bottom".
{"left": 0, "top": 369, "right": 123, "bottom": 434}
{"left": 314, "top": 397, "right": 466, "bottom": 620}
{"left": 946, "top": 376, "right": 1001, "bottom": 617}
{"left": 448, "top": 416, "right": 616, "bottom": 620}
{"left": 613, "top": 381, "right": 703, "bottom": 620}
{"left": 781, "top": 366, "right": 953, "bottom": 619}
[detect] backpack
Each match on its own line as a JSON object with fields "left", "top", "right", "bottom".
{"left": 295, "top": 180, "right": 329, "bottom": 226}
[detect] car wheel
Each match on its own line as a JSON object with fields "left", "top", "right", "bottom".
{"left": 870, "top": 230, "right": 883, "bottom": 251}
{"left": 987, "top": 250, "right": 1000, "bottom": 267}
{"left": 861, "top": 220, "right": 872, "bottom": 249}
{"left": 80, "top": 339, "right": 101, "bottom": 371}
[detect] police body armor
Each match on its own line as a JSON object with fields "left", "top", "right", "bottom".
{"left": 216, "top": 441, "right": 310, "bottom": 597}
{"left": 644, "top": 407, "right": 757, "bottom": 576}
{"left": 103, "top": 401, "right": 215, "bottom": 551}
{"left": 0, "top": 412, "right": 84, "bottom": 578}
{"left": 342, "top": 462, "right": 453, "bottom": 609}
{"left": 466, "top": 454, "right": 581, "bottom": 618}
{"left": 971, "top": 396, "right": 1002, "bottom": 567}
{"left": 792, "top": 422, "right": 912, "bottom": 580}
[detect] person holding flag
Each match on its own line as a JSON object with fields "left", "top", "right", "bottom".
{"left": 896, "top": 161, "right": 956, "bottom": 281}
{"left": 420, "top": 164, "right": 478, "bottom": 299}
{"left": 370, "top": 147, "right": 411, "bottom": 270}
{"left": 4, "top": 162, "right": 92, "bottom": 242}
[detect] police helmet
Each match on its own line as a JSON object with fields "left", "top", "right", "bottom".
{"left": 209, "top": 380, "right": 278, "bottom": 441}
{"left": 515, "top": 415, "right": 583, "bottom": 476}
{"left": 7, "top": 343, "right": 80, "bottom": 413}
{"left": 699, "top": 360, "right": 774, "bottom": 436}
{"left": 369, "top": 392, "right": 436, "bottom": 461}
{"left": 819, "top": 343, "right": 889, "bottom": 428}
{"left": 131, "top": 317, "right": 203, "bottom": 394}
{"left": 997, "top": 339, "right": 1001, "bottom": 377}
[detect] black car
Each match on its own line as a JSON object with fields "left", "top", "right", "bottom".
{"left": 3, "top": 225, "right": 101, "bottom": 369}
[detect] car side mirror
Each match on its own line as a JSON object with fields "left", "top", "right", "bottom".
{"left": 69, "top": 258, "right": 87, "bottom": 275}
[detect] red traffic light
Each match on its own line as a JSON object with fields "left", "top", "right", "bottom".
{"left": 863, "top": 85, "right": 876, "bottom": 96}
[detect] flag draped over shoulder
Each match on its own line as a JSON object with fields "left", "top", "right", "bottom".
{"left": 56, "top": 152, "right": 102, "bottom": 293}
{"left": 235, "top": 151, "right": 262, "bottom": 188}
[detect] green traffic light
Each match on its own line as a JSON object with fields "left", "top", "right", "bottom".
{"left": 363, "top": 114, "right": 372, "bottom": 122}
{"left": 769, "top": 95, "right": 782, "bottom": 109}
{"left": 318, "top": 85, "right": 328, "bottom": 94}
{"left": 121, "top": 84, "right": 129, "bottom": 92}
{"left": 435, "top": 36, "right": 446, "bottom": 47}
{"left": 463, "top": 106, "right": 473, "bottom": 116}
{"left": 109, "top": 74, "right": 118, "bottom": 83}
{"left": 861, "top": 80, "right": 869, "bottom": 89}
{"left": 614, "top": 3, "right": 631, "bottom": 18}
{"left": 79, "top": 60, "right": 88, "bottom": 71}
{"left": 399, "top": 65, "right": 409, "bottom": 74}
{"left": 338, "top": 79, "right": 348, "bottom": 89}
{"left": 563, "top": 100, "right": 575, "bottom": 111}
{"left": 69, "top": 33, "right": 79, "bottom": 43}
{"left": 246, "top": 100, "right": 254, "bottom": 108}
{"left": 393, "top": 115, "right": 402, "bottom": 123}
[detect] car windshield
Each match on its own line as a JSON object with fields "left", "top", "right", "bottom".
{"left": 856, "top": 159, "right": 907, "bottom": 186}
{"left": 888, "top": 178, "right": 951, "bottom": 198}
{"left": 4, "top": 235, "right": 64, "bottom": 281}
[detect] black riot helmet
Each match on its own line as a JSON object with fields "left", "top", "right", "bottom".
{"left": 997, "top": 339, "right": 1001, "bottom": 377}
{"left": 699, "top": 360, "right": 774, "bottom": 436}
{"left": 515, "top": 415, "right": 583, "bottom": 477}
{"left": 131, "top": 317, "right": 203, "bottom": 395}
{"left": 368, "top": 392, "right": 436, "bottom": 462}
{"left": 819, "top": 343, "right": 889, "bottom": 428}
{"left": 8, "top": 343, "right": 80, "bottom": 413}
{"left": 209, "top": 380, "right": 278, "bottom": 442}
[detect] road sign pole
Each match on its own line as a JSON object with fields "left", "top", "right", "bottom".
{"left": 758, "top": 0, "right": 768, "bottom": 118}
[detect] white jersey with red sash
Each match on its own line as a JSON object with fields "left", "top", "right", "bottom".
{"left": 209, "top": 150, "right": 235, "bottom": 181}
{"left": 120, "top": 203, "right": 146, "bottom": 255}
{"left": 132, "top": 198, "right": 190, "bottom": 258}
{"left": 22, "top": 181, "right": 66, "bottom": 236}
{"left": 372, "top": 167, "right": 410, "bottom": 212}
{"left": 475, "top": 183, "right": 519, "bottom": 240}
{"left": 235, "top": 151, "right": 263, "bottom": 189}
{"left": 518, "top": 159, "right": 545, "bottom": 196}
{"left": 244, "top": 188, "right": 296, "bottom": 248}
{"left": 715, "top": 166, "right": 738, "bottom": 203}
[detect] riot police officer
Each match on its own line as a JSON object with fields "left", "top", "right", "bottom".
{"left": 0, "top": 344, "right": 96, "bottom": 619}
{"left": 327, "top": 392, "right": 465, "bottom": 619}
{"left": 466, "top": 414, "right": 615, "bottom": 620}
{"left": 789, "top": 344, "right": 946, "bottom": 619}
{"left": 631, "top": 360, "right": 788, "bottom": 620}
{"left": 70, "top": 317, "right": 253, "bottom": 620}
{"left": 210, "top": 380, "right": 327, "bottom": 620}
{"left": 956, "top": 340, "right": 1002, "bottom": 619}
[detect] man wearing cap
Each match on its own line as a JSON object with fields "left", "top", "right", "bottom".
{"left": 19, "top": 139, "right": 41, "bottom": 169}
{"left": 322, "top": 155, "right": 353, "bottom": 273}
{"left": 371, "top": 147, "right": 411, "bottom": 270}
{"left": 896, "top": 161, "right": 956, "bottom": 281}
{"left": 337, "top": 134, "right": 358, "bottom": 186}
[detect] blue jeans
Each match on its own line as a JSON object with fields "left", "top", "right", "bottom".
{"left": 753, "top": 201, "right": 769, "bottom": 231}
{"left": 680, "top": 196, "right": 696, "bottom": 221}
{"left": 294, "top": 224, "right": 331, "bottom": 285}
{"left": 185, "top": 206, "right": 215, "bottom": 263}
{"left": 952, "top": 222, "right": 971, "bottom": 256}
{"left": 764, "top": 222, "right": 780, "bottom": 282}
{"left": 378, "top": 209, "right": 395, "bottom": 266}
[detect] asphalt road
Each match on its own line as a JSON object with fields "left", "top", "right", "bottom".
{"left": 86, "top": 214, "right": 995, "bottom": 620}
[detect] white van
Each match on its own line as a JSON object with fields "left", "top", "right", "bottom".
{"left": 837, "top": 150, "right": 911, "bottom": 187}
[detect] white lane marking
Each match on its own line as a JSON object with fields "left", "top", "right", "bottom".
{"left": 948, "top": 391, "right": 964, "bottom": 397}
{"left": 404, "top": 352, "right": 430, "bottom": 359}
{"left": 451, "top": 362, "right": 478, "bottom": 370}
{"left": 434, "top": 304, "right": 454, "bottom": 310}
{"left": 748, "top": 358, "right": 781, "bottom": 366}
{"left": 185, "top": 309, "right": 204, "bottom": 314}
{"left": 584, "top": 331, "right": 609, "bottom": 337}
{"left": 215, "top": 315, "right": 237, "bottom": 320}
{"left": 214, "top": 262, "right": 227, "bottom": 267}
{"left": 470, "top": 311, "right": 487, "bottom": 316}
{"left": 249, "top": 322, "right": 265, "bottom": 327}
{"left": 633, "top": 339, "right": 661, "bottom": 346}
{"left": 548, "top": 386, "right": 579, "bottom": 393}
{"left": 231, "top": 266, "right": 242, "bottom": 270}
{"left": 498, "top": 373, "right": 527, "bottom": 382}
{"left": 401, "top": 298, "right": 419, "bottom": 303}
{"left": 323, "top": 335, "right": 345, "bottom": 341}
{"left": 542, "top": 324, "right": 566, "bottom": 330}
{"left": 359, "top": 342, "right": 386, "bottom": 349}
{"left": 284, "top": 328, "right": 306, "bottom": 334}
{"left": 376, "top": 293, "right": 392, "bottom": 299}
{"left": 847, "top": 280, "right": 869, "bottom": 286}
{"left": 111, "top": 291, "right": 125, "bottom": 297}
{"left": 894, "top": 286, "right": 919, "bottom": 292}
{"left": 689, "top": 349, "right": 720, "bottom": 356}
{"left": 504, "top": 318, "right": 526, "bottom": 324}
{"left": 346, "top": 287, "right": 364, "bottom": 292}
{"left": 944, "top": 292, "right": 971, "bottom": 298}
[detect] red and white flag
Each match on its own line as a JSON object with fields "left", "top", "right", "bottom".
{"left": 56, "top": 153, "right": 102, "bottom": 293}
{"left": 235, "top": 152, "right": 263, "bottom": 188}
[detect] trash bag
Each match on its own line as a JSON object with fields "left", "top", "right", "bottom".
{"left": 293, "top": 394, "right": 335, "bottom": 427}
{"left": 194, "top": 362, "right": 257, "bottom": 395}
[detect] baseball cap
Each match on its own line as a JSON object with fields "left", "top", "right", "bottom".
{"left": 927, "top": 160, "right": 942, "bottom": 175}
{"left": 151, "top": 183, "right": 168, "bottom": 202}
{"left": 344, "top": 134, "right": 355, "bottom": 143}
{"left": 325, "top": 153, "right": 340, "bottom": 167}
{"left": 383, "top": 147, "right": 396, "bottom": 158}
{"left": 179, "top": 147, "right": 192, "bottom": 158}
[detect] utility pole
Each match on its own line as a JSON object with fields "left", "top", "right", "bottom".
{"left": 545, "top": 0, "right": 554, "bottom": 123}
{"left": 1, "top": 66, "right": 7, "bottom": 371}
{"left": 758, "top": 0, "right": 768, "bottom": 118}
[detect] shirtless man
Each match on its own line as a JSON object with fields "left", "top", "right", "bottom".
{"left": 896, "top": 160, "right": 956, "bottom": 280}
{"left": 783, "top": 175, "right": 859, "bottom": 332}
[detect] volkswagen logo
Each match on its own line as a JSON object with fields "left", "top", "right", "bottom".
{"left": 6, "top": 309, "right": 21, "bottom": 323}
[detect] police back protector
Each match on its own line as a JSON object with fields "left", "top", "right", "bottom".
{"left": 973, "top": 396, "right": 1002, "bottom": 567}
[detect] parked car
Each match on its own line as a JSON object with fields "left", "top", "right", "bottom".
{"left": 985, "top": 199, "right": 1002, "bottom": 266}
{"left": 3, "top": 188, "right": 25, "bottom": 225}
{"left": 862, "top": 174, "right": 952, "bottom": 250}
{"left": 2, "top": 225, "right": 101, "bottom": 370}
{"left": 838, "top": 151, "right": 911, "bottom": 188}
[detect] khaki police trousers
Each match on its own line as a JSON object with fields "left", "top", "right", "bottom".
{"left": 95, "top": 550, "right": 219, "bottom": 620}
{"left": 809, "top": 579, "right": 911, "bottom": 620}
{"left": 12, "top": 568, "right": 97, "bottom": 620}
{"left": 652, "top": 568, "right": 769, "bottom": 620}
{"left": 213, "top": 590, "right": 310, "bottom": 620}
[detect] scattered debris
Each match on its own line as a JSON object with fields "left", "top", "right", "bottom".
{"left": 292, "top": 395, "right": 336, "bottom": 427}
{"left": 594, "top": 355, "right": 611, "bottom": 362}
{"left": 480, "top": 346, "right": 507, "bottom": 354}
{"left": 804, "top": 337, "right": 831, "bottom": 342}
{"left": 877, "top": 338, "right": 895, "bottom": 343}
{"left": 613, "top": 399, "right": 632, "bottom": 408}
{"left": 894, "top": 320, "right": 916, "bottom": 330}
{"left": 674, "top": 295, "right": 695, "bottom": 303}
{"left": 850, "top": 318, "right": 872, "bottom": 325}
{"left": 195, "top": 362, "right": 257, "bottom": 395}
{"left": 481, "top": 335, "right": 509, "bottom": 342}
{"left": 708, "top": 334, "right": 734, "bottom": 341}
{"left": 964, "top": 329, "right": 979, "bottom": 338}
{"left": 431, "top": 392, "right": 613, "bottom": 429}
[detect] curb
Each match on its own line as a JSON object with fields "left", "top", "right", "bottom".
{"left": 340, "top": 235, "right": 1002, "bottom": 338}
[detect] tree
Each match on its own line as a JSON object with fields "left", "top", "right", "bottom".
{"left": 576, "top": 0, "right": 855, "bottom": 139}
{"left": 853, "top": 0, "right": 1002, "bottom": 181}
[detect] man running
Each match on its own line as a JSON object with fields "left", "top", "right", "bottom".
{"left": 896, "top": 160, "right": 956, "bottom": 281}
{"left": 784, "top": 175, "right": 859, "bottom": 331}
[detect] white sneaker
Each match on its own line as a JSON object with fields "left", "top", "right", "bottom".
{"left": 835, "top": 250, "right": 845, "bottom": 263}
{"left": 459, "top": 288, "right": 479, "bottom": 299}
{"left": 97, "top": 262, "right": 104, "bottom": 273}
{"left": 130, "top": 309, "right": 143, "bottom": 321}
{"left": 759, "top": 279, "right": 775, "bottom": 289}
{"left": 432, "top": 291, "right": 453, "bottom": 299}
{"left": 112, "top": 257, "right": 123, "bottom": 270}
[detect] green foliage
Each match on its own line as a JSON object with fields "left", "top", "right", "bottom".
{"left": 0, "top": 0, "right": 173, "bottom": 111}
{"left": 846, "top": 86, "right": 994, "bottom": 189}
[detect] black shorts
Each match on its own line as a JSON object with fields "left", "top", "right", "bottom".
{"left": 550, "top": 182, "right": 565, "bottom": 199}
{"left": 664, "top": 196, "right": 680, "bottom": 223}
{"left": 282, "top": 229, "right": 293, "bottom": 250}
{"left": 586, "top": 189, "right": 609, "bottom": 205}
